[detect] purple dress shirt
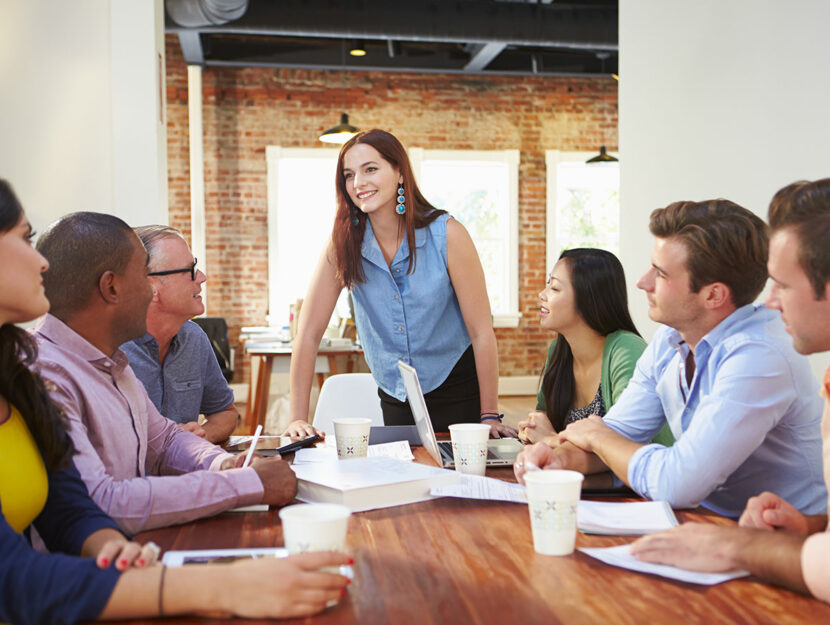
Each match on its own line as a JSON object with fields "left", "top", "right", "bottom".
{"left": 33, "top": 314, "right": 263, "bottom": 534}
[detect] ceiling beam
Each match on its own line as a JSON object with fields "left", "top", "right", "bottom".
{"left": 464, "top": 42, "right": 507, "bottom": 71}
{"left": 166, "top": 0, "right": 617, "bottom": 51}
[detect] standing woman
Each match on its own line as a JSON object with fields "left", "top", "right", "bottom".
{"left": 286, "top": 129, "right": 515, "bottom": 437}
{"left": 519, "top": 248, "right": 673, "bottom": 447}
{"left": 0, "top": 180, "right": 350, "bottom": 624}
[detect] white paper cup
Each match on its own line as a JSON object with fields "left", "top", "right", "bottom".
{"left": 279, "top": 503, "right": 352, "bottom": 555}
{"left": 525, "top": 470, "right": 584, "bottom": 556}
{"left": 333, "top": 418, "right": 372, "bottom": 458}
{"left": 448, "top": 423, "right": 491, "bottom": 476}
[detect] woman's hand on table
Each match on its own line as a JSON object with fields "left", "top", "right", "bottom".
{"left": 283, "top": 419, "right": 325, "bottom": 439}
{"left": 95, "top": 535, "right": 161, "bottom": 571}
{"left": 220, "top": 551, "right": 352, "bottom": 619}
{"left": 518, "top": 410, "right": 555, "bottom": 444}
{"left": 487, "top": 420, "right": 518, "bottom": 438}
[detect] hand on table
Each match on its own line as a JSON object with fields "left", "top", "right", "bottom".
{"left": 630, "top": 523, "right": 744, "bottom": 573}
{"left": 96, "top": 538, "right": 161, "bottom": 571}
{"left": 557, "top": 414, "right": 607, "bottom": 452}
{"left": 251, "top": 456, "right": 298, "bottom": 506}
{"left": 487, "top": 420, "right": 518, "bottom": 438}
{"left": 221, "top": 551, "right": 351, "bottom": 619}
{"left": 739, "top": 491, "right": 809, "bottom": 534}
{"left": 178, "top": 421, "right": 207, "bottom": 438}
{"left": 283, "top": 419, "right": 325, "bottom": 440}
{"left": 513, "top": 442, "right": 561, "bottom": 485}
{"left": 518, "top": 410, "right": 555, "bottom": 444}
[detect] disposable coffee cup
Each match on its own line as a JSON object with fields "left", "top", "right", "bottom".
{"left": 448, "top": 423, "right": 491, "bottom": 476}
{"left": 333, "top": 418, "right": 371, "bottom": 458}
{"left": 279, "top": 503, "right": 352, "bottom": 555}
{"left": 525, "top": 470, "right": 584, "bottom": 556}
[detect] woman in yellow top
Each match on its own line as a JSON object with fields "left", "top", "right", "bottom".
{"left": 0, "top": 179, "right": 350, "bottom": 624}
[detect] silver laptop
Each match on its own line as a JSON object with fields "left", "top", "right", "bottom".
{"left": 397, "top": 360, "right": 523, "bottom": 467}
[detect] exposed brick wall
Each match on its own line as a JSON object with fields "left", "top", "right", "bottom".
{"left": 165, "top": 35, "right": 618, "bottom": 383}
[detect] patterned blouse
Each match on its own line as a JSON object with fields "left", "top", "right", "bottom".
{"left": 564, "top": 383, "right": 606, "bottom": 426}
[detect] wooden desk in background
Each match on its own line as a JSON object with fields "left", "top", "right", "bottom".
{"left": 244, "top": 343, "right": 364, "bottom": 434}
{"left": 131, "top": 448, "right": 830, "bottom": 625}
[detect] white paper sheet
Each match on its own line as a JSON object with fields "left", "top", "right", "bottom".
{"left": 579, "top": 544, "right": 749, "bottom": 585}
{"left": 430, "top": 474, "right": 528, "bottom": 503}
{"left": 293, "top": 441, "right": 414, "bottom": 464}
{"left": 367, "top": 440, "right": 415, "bottom": 461}
{"left": 577, "top": 500, "right": 678, "bottom": 535}
{"left": 227, "top": 504, "right": 270, "bottom": 513}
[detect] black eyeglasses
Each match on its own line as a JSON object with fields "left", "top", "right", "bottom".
{"left": 148, "top": 258, "right": 198, "bottom": 281}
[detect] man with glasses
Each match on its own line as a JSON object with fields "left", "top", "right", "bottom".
{"left": 34, "top": 213, "right": 296, "bottom": 534}
{"left": 122, "top": 226, "right": 236, "bottom": 443}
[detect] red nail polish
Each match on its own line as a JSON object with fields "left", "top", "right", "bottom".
{"left": 118, "top": 560, "right": 127, "bottom": 568}
{"left": 340, "top": 588, "right": 346, "bottom": 597}
{"left": 346, "top": 578, "right": 351, "bottom": 585}
{"left": 100, "top": 558, "right": 109, "bottom": 567}
{"left": 137, "top": 558, "right": 145, "bottom": 566}
{"left": 348, "top": 557, "right": 355, "bottom": 565}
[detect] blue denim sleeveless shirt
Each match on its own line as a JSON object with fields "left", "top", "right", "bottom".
{"left": 351, "top": 213, "right": 471, "bottom": 400}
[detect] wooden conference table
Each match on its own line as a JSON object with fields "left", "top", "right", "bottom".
{"left": 130, "top": 449, "right": 830, "bottom": 625}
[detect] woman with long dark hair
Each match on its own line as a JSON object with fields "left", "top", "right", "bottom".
{"left": 285, "top": 129, "right": 514, "bottom": 436}
{"left": 0, "top": 180, "right": 350, "bottom": 624}
{"left": 519, "top": 248, "right": 672, "bottom": 446}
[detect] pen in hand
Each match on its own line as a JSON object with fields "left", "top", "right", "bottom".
{"left": 242, "top": 424, "right": 262, "bottom": 468}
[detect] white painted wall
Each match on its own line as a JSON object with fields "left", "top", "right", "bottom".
{"left": 619, "top": 0, "right": 830, "bottom": 378}
{"left": 0, "top": 0, "right": 167, "bottom": 235}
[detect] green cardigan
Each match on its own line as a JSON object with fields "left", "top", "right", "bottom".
{"left": 536, "top": 330, "right": 674, "bottom": 446}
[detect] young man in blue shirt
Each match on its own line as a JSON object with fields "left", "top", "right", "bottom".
{"left": 630, "top": 178, "right": 830, "bottom": 601}
{"left": 121, "top": 226, "right": 238, "bottom": 444}
{"left": 516, "top": 198, "right": 826, "bottom": 519}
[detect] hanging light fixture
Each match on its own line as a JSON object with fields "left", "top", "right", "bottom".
{"left": 586, "top": 145, "right": 618, "bottom": 164}
{"left": 319, "top": 112, "right": 359, "bottom": 144}
{"left": 349, "top": 40, "right": 367, "bottom": 57}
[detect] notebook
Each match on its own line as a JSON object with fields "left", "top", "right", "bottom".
{"left": 397, "top": 360, "right": 523, "bottom": 467}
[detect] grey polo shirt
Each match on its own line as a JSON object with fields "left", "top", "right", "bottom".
{"left": 121, "top": 321, "right": 234, "bottom": 424}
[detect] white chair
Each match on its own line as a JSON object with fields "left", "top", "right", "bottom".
{"left": 311, "top": 373, "right": 385, "bottom": 437}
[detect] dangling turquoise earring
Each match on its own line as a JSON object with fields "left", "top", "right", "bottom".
{"left": 395, "top": 185, "right": 406, "bottom": 215}
{"left": 350, "top": 207, "right": 360, "bottom": 226}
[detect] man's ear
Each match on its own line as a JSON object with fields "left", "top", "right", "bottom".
{"left": 701, "top": 282, "right": 731, "bottom": 310}
{"left": 98, "top": 270, "right": 119, "bottom": 304}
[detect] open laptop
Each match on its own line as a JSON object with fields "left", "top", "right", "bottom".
{"left": 397, "top": 360, "right": 523, "bottom": 467}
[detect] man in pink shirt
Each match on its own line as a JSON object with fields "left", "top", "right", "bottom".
{"left": 631, "top": 178, "right": 830, "bottom": 601}
{"left": 33, "top": 212, "right": 296, "bottom": 534}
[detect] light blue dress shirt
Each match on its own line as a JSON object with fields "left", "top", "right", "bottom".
{"left": 603, "top": 304, "right": 826, "bottom": 518}
{"left": 351, "top": 213, "right": 471, "bottom": 400}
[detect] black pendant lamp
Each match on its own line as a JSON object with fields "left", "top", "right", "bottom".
{"left": 319, "top": 112, "right": 360, "bottom": 144}
{"left": 586, "top": 146, "right": 619, "bottom": 164}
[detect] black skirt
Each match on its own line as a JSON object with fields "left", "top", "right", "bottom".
{"left": 377, "top": 345, "right": 480, "bottom": 432}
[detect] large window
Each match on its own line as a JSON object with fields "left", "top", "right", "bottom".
{"left": 267, "top": 146, "right": 521, "bottom": 329}
{"left": 545, "top": 150, "right": 620, "bottom": 273}
{"left": 266, "top": 147, "right": 341, "bottom": 327}
{"left": 411, "top": 148, "right": 520, "bottom": 328}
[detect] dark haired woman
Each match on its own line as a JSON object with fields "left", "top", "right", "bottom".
{"left": 0, "top": 180, "right": 349, "bottom": 624}
{"left": 519, "top": 248, "right": 673, "bottom": 447}
{"left": 285, "top": 130, "right": 514, "bottom": 437}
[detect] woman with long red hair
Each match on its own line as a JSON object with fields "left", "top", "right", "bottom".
{"left": 286, "top": 129, "right": 514, "bottom": 436}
